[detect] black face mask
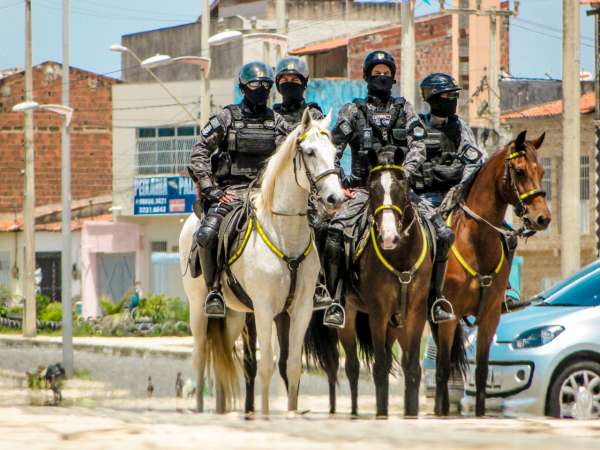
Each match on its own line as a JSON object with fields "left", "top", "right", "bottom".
{"left": 367, "top": 75, "right": 394, "bottom": 99}
{"left": 428, "top": 96, "right": 458, "bottom": 118}
{"left": 279, "top": 82, "right": 305, "bottom": 105}
{"left": 243, "top": 85, "right": 271, "bottom": 106}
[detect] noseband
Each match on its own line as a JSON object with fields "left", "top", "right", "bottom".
{"left": 293, "top": 129, "right": 341, "bottom": 196}
{"left": 369, "top": 164, "right": 408, "bottom": 220}
{"left": 505, "top": 148, "right": 546, "bottom": 218}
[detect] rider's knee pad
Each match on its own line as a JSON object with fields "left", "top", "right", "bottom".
{"left": 435, "top": 226, "right": 455, "bottom": 261}
{"left": 196, "top": 215, "right": 221, "bottom": 248}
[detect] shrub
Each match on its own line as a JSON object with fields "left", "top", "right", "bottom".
{"left": 36, "top": 294, "right": 51, "bottom": 319}
{"left": 39, "top": 302, "right": 62, "bottom": 322}
{"left": 100, "top": 296, "right": 127, "bottom": 316}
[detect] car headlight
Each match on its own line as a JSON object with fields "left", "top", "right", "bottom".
{"left": 512, "top": 325, "right": 564, "bottom": 349}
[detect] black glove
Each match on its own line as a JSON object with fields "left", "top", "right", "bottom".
{"left": 201, "top": 187, "right": 225, "bottom": 203}
{"left": 343, "top": 174, "right": 362, "bottom": 189}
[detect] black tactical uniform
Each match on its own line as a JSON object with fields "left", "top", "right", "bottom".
{"left": 415, "top": 72, "right": 485, "bottom": 323}
{"left": 188, "top": 61, "right": 290, "bottom": 317}
{"left": 323, "top": 50, "right": 428, "bottom": 327}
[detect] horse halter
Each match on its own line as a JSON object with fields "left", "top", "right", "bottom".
{"left": 369, "top": 164, "right": 408, "bottom": 220}
{"left": 505, "top": 148, "right": 546, "bottom": 218}
{"left": 294, "top": 128, "right": 341, "bottom": 196}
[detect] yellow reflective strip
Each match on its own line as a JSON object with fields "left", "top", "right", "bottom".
{"left": 508, "top": 151, "right": 526, "bottom": 160}
{"left": 255, "top": 219, "right": 285, "bottom": 259}
{"left": 519, "top": 189, "right": 538, "bottom": 201}
{"left": 369, "top": 226, "right": 397, "bottom": 274}
{"left": 494, "top": 242, "right": 505, "bottom": 274}
{"left": 370, "top": 164, "right": 405, "bottom": 173}
{"left": 298, "top": 131, "right": 309, "bottom": 142}
{"left": 374, "top": 204, "right": 403, "bottom": 216}
{"left": 228, "top": 219, "right": 254, "bottom": 266}
{"left": 450, "top": 244, "right": 478, "bottom": 277}
{"left": 414, "top": 222, "right": 428, "bottom": 271}
{"left": 303, "top": 235, "right": 314, "bottom": 257}
{"left": 446, "top": 211, "right": 453, "bottom": 226}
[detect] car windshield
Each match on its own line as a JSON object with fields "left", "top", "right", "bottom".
{"left": 540, "top": 269, "right": 600, "bottom": 307}
{"left": 532, "top": 260, "right": 600, "bottom": 302}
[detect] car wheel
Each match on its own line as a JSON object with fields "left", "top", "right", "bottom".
{"left": 548, "top": 360, "right": 600, "bottom": 419}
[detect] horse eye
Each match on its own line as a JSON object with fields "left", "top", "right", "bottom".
{"left": 303, "top": 146, "right": 315, "bottom": 156}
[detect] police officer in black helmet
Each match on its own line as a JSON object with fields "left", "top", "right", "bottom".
{"left": 188, "top": 61, "right": 290, "bottom": 318}
{"left": 414, "top": 72, "right": 485, "bottom": 323}
{"left": 274, "top": 56, "right": 323, "bottom": 125}
{"left": 322, "top": 50, "right": 429, "bottom": 328}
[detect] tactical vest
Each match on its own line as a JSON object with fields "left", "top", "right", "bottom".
{"left": 412, "top": 114, "right": 464, "bottom": 194}
{"left": 273, "top": 102, "right": 322, "bottom": 128}
{"left": 223, "top": 104, "right": 277, "bottom": 179}
{"left": 353, "top": 97, "right": 408, "bottom": 155}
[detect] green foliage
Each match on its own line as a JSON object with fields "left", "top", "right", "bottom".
{"left": 137, "top": 294, "right": 189, "bottom": 324}
{"left": 100, "top": 296, "right": 127, "bottom": 316}
{"left": 36, "top": 294, "right": 51, "bottom": 318}
{"left": 7, "top": 306, "right": 22, "bottom": 318}
{"left": 39, "top": 302, "right": 62, "bottom": 322}
{"left": 0, "top": 284, "right": 13, "bottom": 318}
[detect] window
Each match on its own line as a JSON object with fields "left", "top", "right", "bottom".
{"left": 541, "top": 158, "right": 552, "bottom": 202}
{"left": 151, "top": 241, "right": 168, "bottom": 252}
{"left": 580, "top": 155, "right": 590, "bottom": 233}
{"left": 0, "top": 252, "right": 10, "bottom": 286}
{"left": 136, "top": 126, "right": 199, "bottom": 175}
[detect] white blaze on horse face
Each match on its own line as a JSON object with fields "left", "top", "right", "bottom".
{"left": 380, "top": 171, "right": 399, "bottom": 250}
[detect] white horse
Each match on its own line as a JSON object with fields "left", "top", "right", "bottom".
{"left": 179, "top": 109, "right": 345, "bottom": 416}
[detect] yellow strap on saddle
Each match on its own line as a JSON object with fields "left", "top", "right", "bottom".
{"left": 227, "top": 218, "right": 255, "bottom": 266}
{"left": 370, "top": 164, "right": 405, "bottom": 174}
{"left": 369, "top": 220, "right": 428, "bottom": 276}
{"left": 446, "top": 212, "right": 505, "bottom": 278}
{"left": 255, "top": 217, "right": 314, "bottom": 261}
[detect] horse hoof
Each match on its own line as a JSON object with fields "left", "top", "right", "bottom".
{"left": 286, "top": 411, "right": 297, "bottom": 419}
{"left": 244, "top": 411, "right": 255, "bottom": 421}
{"left": 375, "top": 414, "right": 388, "bottom": 420}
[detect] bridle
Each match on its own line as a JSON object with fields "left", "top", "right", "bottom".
{"left": 273, "top": 128, "right": 340, "bottom": 217}
{"left": 504, "top": 146, "right": 546, "bottom": 219}
{"left": 369, "top": 164, "right": 416, "bottom": 233}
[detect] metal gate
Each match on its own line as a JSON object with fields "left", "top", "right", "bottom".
{"left": 96, "top": 253, "right": 135, "bottom": 303}
{"left": 36, "top": 252, "right": 61, "bottom": 300}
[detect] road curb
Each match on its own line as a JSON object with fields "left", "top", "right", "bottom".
{"left": 0, "top": 335, "right": 192, "bottom": 361}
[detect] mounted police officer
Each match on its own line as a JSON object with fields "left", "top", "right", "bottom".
{"left": 188, "top": 61, "right": 290, "bottom": 318}
{"left": 414, "top": 72, "right": 485, "bottom": 323}
{"left": 322, "top": 50, "right": 429, "bottom": 328}
{"left": 273, "top": 56, "right": 323, "bottom": 125}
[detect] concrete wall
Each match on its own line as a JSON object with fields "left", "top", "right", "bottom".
{"left": 504, "top": 113, "right": 598, "bottom": 299}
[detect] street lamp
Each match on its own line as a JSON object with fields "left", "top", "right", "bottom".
{"left": 141, "top": 54, "right": 211, "bottom": 77}
{"left": 110, "top": 44, "right": 200, "bottom": 125}
{"left": 12, "top": 100, "right": 74, "bottom": 372}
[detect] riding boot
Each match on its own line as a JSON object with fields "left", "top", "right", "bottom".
{"left": 196, "top": 219, "right": 225, "bottom": 318}
{"left": 430, "top": 213, "right": 456, "bottom": 324}
{"left": 322, "top": 229, "right": 346, "bottom": 328}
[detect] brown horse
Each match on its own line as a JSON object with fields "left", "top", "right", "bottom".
{"left": 327, "top": 149, "right": 434, "bottom": 418}
{"left": 433, "top": 130, "right": 551, "bottom": 417}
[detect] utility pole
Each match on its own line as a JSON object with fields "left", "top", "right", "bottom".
{"left": 276, "top": 0, "right": 287, "bottom": 34}
{"left": 400, "top": 0, "right": 416, "bottom": 106}
{"left": 588, "top": 3, "right": 600, "bottom": 256}
{"left": 200, "top": 0, "right": 211, "bottom": 123}
{"left": 561, "top": 0, "right": 581, "bottom": 276}
{"left": 23, "top": 0, "right": 36, "bottom": 337}
{"left": 62, "top": 0, "right": 73, "bottom": 377}
{"left": 439, "top": 1, "right": 518, "bottom": 147}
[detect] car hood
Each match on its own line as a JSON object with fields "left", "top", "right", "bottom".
{"left": 495, "top": 305, "right": 586, "bottom": 342}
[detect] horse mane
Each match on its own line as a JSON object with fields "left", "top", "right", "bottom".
{"left": 460, "top": 143, "right": 508, "bottom": 201}
{"left": 256, "top": 124, "right": 304, "bottom": 213}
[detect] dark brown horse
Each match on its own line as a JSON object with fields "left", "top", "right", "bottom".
{"left": 433, "top": 130, "right": 551, "bottom": 417}
{"left": 324, "top": 149, "right": 434, "bottom": 418}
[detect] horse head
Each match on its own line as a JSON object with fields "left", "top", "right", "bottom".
{"left": 502, "top": 130, "right": 551, "bottom": 231}
{"left": 295, "top": 108, "right": 345, "bottom": 211}
{"left": 368, "top": 147, "right": 410, "bottom": 250}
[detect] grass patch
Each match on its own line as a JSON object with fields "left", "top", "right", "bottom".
{"left": 73, "top": 368, "right": 93, "bottom": 380}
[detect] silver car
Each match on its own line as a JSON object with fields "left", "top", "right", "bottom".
{"left": 461, "top": 260, "right": 600, "bottom": 419}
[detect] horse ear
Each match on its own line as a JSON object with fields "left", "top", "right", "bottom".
{"left": 514, "top": 130, "right": 527, "bottom": 150}
{"left": 532, "top": 132, "right": 545, "bottom": 150}
{"left": 300, "top": 107, "right": 312, "bottom": 132}
{"left": 320, "top": 109, "right": 333, "bottom": 129}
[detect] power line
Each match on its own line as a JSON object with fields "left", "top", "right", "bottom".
{"left": 511, "top": 23, "right": 595, "bottom": 50}
{"left": 513, "top": 17, "right": 595, "bottom": 43}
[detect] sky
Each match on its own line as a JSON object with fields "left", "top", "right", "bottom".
{"left": 0, "top": 0, "right": 596, "bottom": 80}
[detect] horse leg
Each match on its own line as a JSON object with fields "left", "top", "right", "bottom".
{"left": 338, "top": 307, "right": 359, "bottom": 416}
{"left": 369, "top": 313, "right": 390, "bottom": 419}
{"left": 286, "top": 297, "right": 313, "bottom": 414}
{"left": 275, "top": 312, "right": 290, "bottom": 391}
{"left": 399, "top": 308, "right": 426, "bottom": 418}
{"left": 327, "top": 336, "right": 339, "bottom": 415}
{"left": 475, "top": 312, "right": 500, "bottom": 417}
{"left": 434, "top": 321, "right": 457, "bottom": 417}
{"left": 254, "top": 309, "right": 275, "bottom": 417}
{"left": 243, "top": 314, "right": 257, "bottom": 414}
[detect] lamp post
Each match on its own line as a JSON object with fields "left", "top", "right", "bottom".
{"left": 12, "top": 101, "right": 74, "bottom": 372}
{"left": 110, "top": 44, "right": 201, "bottom": 125}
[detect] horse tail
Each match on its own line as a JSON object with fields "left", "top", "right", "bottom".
{"left": 355, "top": 312, "right": 374, "bottom": 371}
{"left": 429, "top": 320, "right": 468, "bottom": 378}
{"left": 206, "top": 317, "right": 240, "bottom": 410}
{"left": 304, "top": 310, "right": 339, "bottom": 383}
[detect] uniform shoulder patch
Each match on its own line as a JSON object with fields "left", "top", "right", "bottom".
{"left": 459, "top": 143, "right": 483, "bottom": 163}
{"left": 201, "top": 124, "right": 214, "bottom": 137}
{"left": 412, "top": 125, "right": 426, "bottom": 139}
{"left": 339, "top": 120, "right": 353, "bottom": 136}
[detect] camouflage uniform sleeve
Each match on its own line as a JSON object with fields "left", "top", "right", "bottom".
{"left": 331, "top": 102, "right": 358, "bottom": 165}
{"left": 402, "top": 100, "right": 427, "bottom": 175}
{"left": 188, "top": 109, "right": 231, "bottom": 190}
{"left": 457, "top": 117, "right": 486, "bottom": 185}
{"left": 274, "top": 112, "right": 293, "bottom": 146}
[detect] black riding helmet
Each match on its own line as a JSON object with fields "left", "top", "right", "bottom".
{"left": 362, "top": 50, "right": 396, "bottom": 80}
{"left": 238, "top": 61, "right": 274, "bottom": 87}
{"left": 275, "top": 57, "right": 309, "bottom": 89}
{"left": 420, "top": 73, "right": 461, "bottom": 102}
